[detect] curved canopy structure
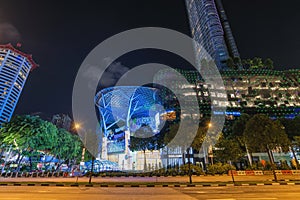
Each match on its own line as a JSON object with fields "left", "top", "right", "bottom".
{"left": 95, "top": 86, "right": 164, "bottom": 137}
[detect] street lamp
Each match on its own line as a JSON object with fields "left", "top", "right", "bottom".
{"left": 74, "top": 122, "right": 95, "bottom": 184}
{"left": 208, "top": 122, "right": 212, "bottom": 128}
{"left": 207, "top": 122, "right": 214, "bottom": 165}
{"left": 74, "top": 123, "right": 81, "bottom": 130}
{"left": 74, "top": 123, "right": 87, "bottom": 164}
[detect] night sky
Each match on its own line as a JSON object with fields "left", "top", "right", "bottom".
{"left": 0, "top": 0, "right": 299, "bottom": 119}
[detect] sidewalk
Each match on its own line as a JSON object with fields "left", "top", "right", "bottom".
{"left": 1, "top": 175, "right": 299, "bottom": 184}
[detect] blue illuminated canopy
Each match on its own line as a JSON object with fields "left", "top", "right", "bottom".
{"left": 95, "top": 86, "right": 165, "bottom": 138}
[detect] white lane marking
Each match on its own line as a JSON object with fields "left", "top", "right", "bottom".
{"left": 0, "top": 198, "right": 21, "bottom": 200}
{"left": 28, "top": 199, "right": 57, "bottom": 200}
{"left": 183, "top": 190, "right": 207, "bottom": 194}
{"left": 206, "top": 199, "right": 236, "bottom": 200}
{"left": 207, "top": 198, "right": 277, "bottom": 200}
{"left": 240, "top": 197, "right": 278, "bottom": 200}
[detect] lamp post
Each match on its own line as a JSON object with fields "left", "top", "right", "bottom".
{"left": 74, "top": 123, "right": 87, "bottom": 169}
{"left": 207, "top": 123, "right": 214, "bottom": 165}
{"left": 187, "top": 147, "right": 192, "bottom": 184}
{"left": 89, "top": 156, "right": 95, "bottom": 184}
{"left": 74, "top": 123, "right": 95, "bottom": 184}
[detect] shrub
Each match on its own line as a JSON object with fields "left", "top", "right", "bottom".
{"left": 180, "top": 164, "right": 204, "bottom": 175}
{"left": 207, "top": 163, "right": 235, "bottom": 175}
{"left": 222, "top": 163, "right": 236, "bottom": 173}
{"left": 264, "top": 161, "right": 273, "bottom": 170}
{"left": 279, "top": 160, "right": 291, "bottom": 170}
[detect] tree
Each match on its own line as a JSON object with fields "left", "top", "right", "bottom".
{"left": 279, "top": 116, "right": 300, "bottom": 169}
{"left": 242, "top": 57, "right": 274, "bottom": 70}
{"left": 190, "top": 125, "right": 206, "bottom": 151}
{"left": 214, "top": 134, "right": 244, "bottom": 164}
{"left": 233, "top": 57, "right": 242, "bottom": 69}
{"left": 242, "top": 59, "right": 253, "bottom": 69}
{"left": 0, "top": 115, "right": 58, "bottom": 171}
{"left": 244, "top": 114, "right": 290, "bottom": 154}
{"left": 187, "top": 119, "right": 208, "bottom": 184}
{"left": 264, "top": 58, "right": 274, "bottom": 69}
{"left": 0, "top": 115, "right": 84, "bottom": 172}
{"left": 251, "top": 57, "right": 264, "bottom": 69}
{"left": 294, "top": 136, "right": 300, "bottom": 151}
{"left": 244, "top": 114, "right": 290, "bottom": 181}
{"left": 51, "top": 128, "right": 82, "bottom": 171}
{"left": 226, "top": 57, "right": 242, "bottom": 70}
{"left": 129, "top": 126, "right": 153, "bottom": 171}
{"left": 232, "top": 114, "right": 250, "bottom": 141}
{"left": 226, "top": 57, "right": 236, "bottom": 70}
{"left": 231, "top": 113, "right": 251, "bottom": 165}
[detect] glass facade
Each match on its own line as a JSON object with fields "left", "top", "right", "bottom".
{"left": 214, "top": 0, "right": 241, "bottom": 62}
{"left": 0, "top": 44, "right": 37, "bottom": 124}
{"left": 95, "top": 86, "right": 164, "bottom": 138}
{"left": 158, "top": 68, "right": 300, "bottom": 119}
{"left": 94, "top": 86, "right": 165, "bottom": 170}
{"left": 185, "top": 0, "right": 241, "bottom": 69}
{"left": 84, "top": 159, "right": 120, "bottom": 172}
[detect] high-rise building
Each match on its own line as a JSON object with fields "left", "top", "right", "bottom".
{"left": 0, "top": 44, "right": 38, "bottom": 124}
{"left": 156, "top": 68, "right": 300, "bottom": 167}
{"left": 185, "top": 0, "right": 241, "bottom": 69}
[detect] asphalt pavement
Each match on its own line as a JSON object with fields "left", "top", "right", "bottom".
{"left": 0, "top": 175, "right": 299, "bottom": 184}
{"left": 0, "top": 185, "right": 299, "bottom": 200}
{"left": 175, "top": 185, "right": 300, "bottom": 200}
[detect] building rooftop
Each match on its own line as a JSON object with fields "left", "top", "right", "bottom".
{"left": 0, "top": 43, "right": 39, "bottom": 70}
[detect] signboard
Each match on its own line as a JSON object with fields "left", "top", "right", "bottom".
{"left": 107, "top": 132, "right": 125, "bottom": 154}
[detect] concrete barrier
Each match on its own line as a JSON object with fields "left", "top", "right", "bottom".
{"left": 275, "top": 170, "right": 282, "bottom": 175}
{"left": 228, "top": 170, "right": 237, "bottom": 176}
{"left": 263, "top": 171, "right": 273, "bottom": 175}
{"left": 281, "top": 170, "right": 292, "bottom": 175}
{"left": 254, "top": 170, "right": 263, "bottom": 175}
{"left": 291, "top": 170, "right": 300, "bottom": 175}
{"left": 237, "top": 171, "right": 246, "bottom": 176}
{"left": 245, "top": 170, "right": 254, "bottom": 175}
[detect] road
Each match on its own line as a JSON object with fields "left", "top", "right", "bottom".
{"left": 0, "top": 175, "right": 299, "bottom": 183}
{"left": 176, "top": 185, "right": 300, "bottom": 200}
{"left": 0, "top": 186, "right": 194, "bottom": 200}
{"left": 0, "top": 185, "right": 299, "bottom": 200}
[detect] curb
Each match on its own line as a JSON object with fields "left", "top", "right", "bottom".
{"left": 0, "top": 182, "right": 299, "bottom": 187}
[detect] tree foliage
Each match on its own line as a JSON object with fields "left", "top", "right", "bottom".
{"left": 244, "top": 114, "right": 290, "bottom": 154}
{"left": 231, "top": 113, "right": 250, "bottom": 150}
{"left": 279, "top": 116, "right": 300, "bottom": 140}
{"left": 0, "top": 115, "right": 83, "bottom": 171}
{"left": 0, "top": 115, "right": 58, "bottom": 154}
{"left": 264, "top": 58, "right": 274, "bottom": 69}
{"left": 242, "top": 57, "right": 274, "bottom": 69}
{"left": 52, "top": 128, "right": 82, "bottom": 166}
{"left": 226, "top": 57, "right": 241, "bottom": 70}
{"left": 214, "top": 134, "right": 244, "bottom": 163}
